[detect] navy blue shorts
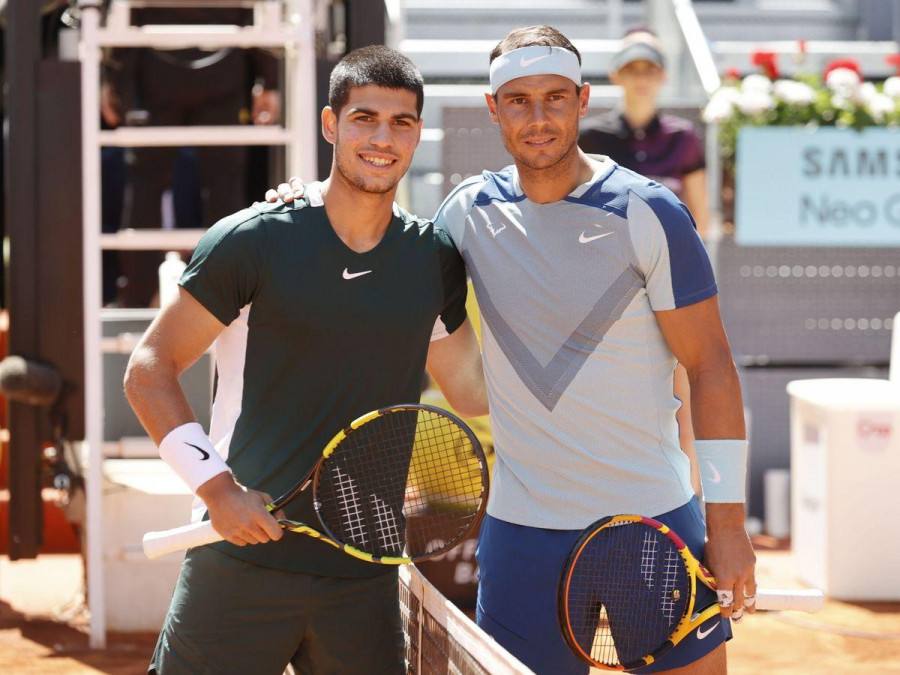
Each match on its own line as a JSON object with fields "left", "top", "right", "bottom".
{"left": 475, "top": 497, "right": 731, "bottom": 674}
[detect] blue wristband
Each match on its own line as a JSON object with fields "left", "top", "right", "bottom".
{"left": 695, "top": 439, "right": 748, "bottom": 503}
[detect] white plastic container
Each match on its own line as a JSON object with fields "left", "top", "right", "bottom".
{"left": 102, "top": 459, "right": 193, "bottom": 631}
{"left": 158, "top": 251, "right": 187, "bottom": 308}
{"left": 764, "top": 468, "right": 791, "bottom": 538}
{"left": 787, "top": 378, "right": 900, "bottom": 600}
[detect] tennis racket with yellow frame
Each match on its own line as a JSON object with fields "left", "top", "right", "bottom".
{"left": 143, "top": 404, "right": 489, "bottom": 564}
{"left": 558, "top": 515, "right": 824, "bottom": 671}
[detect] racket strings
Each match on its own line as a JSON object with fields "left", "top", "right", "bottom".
{"left": 330, "top": 466, "right": 368, "bottom": 547}
{"left": 660, "top": 547, "right": 681, "bottom": 623}
{"left": 564, "top": 522, "right": 690, "bottom": 668}
{"left": 315, "top": 408, "right": 486, "bottom": 559}
{"left": 370, "top": 493, "right": 402, "bottom": 551}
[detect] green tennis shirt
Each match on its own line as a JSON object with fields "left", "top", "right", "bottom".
{"left": 180, "top": 185, "right": 468, "bottom": 577}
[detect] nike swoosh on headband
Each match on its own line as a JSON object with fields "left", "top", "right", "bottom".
{"left": 520, "top": 53, "right": 551, "bottom": 68}
{"left": 490, "top": 45, "right": 582, "bottom": 94}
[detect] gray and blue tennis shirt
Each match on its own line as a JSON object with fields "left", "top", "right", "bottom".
{"left": 434, "top": 157, "right": 717, "bottom": 528}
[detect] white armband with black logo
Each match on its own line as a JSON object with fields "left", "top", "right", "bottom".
{"left": 695, "top": 439, "right": 748, "bottom": 503}
{"left": 158, "top": 422, "right": 231, "bottom": 493}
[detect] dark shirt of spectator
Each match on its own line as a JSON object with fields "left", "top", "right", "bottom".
{"left": 578, "top": 110, "right": 705, "bottom": 201}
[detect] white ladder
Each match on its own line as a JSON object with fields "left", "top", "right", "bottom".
{"left": 78, "top": 0, "right": 319, "bottom": 648}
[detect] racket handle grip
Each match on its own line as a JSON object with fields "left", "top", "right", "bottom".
{"left": 142, "top": 520, "right": 224, "bottom": 559}
{"left": 756, "top": 588, "right": 824, "bottom": 614}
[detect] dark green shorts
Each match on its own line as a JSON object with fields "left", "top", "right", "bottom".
{"left": 149, "top": 547, "right": 404, "bottom": 674}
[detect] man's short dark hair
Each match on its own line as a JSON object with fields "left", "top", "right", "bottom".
{"left": 489, "top": 25, "right": 582, "bottom": 66}
{"left": 328, "top": 45, "right": 425, "bottom": 117}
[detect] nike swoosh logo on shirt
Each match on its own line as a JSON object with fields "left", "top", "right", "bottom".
{"left": 705, "top": 459, "right": 722, "bottom": 484}
{"left": 579, "top": 232, "right": 614, "bottom": 243}
{"left": 696, "top": 623, "right": 718, "bottom": 640}
{"left": 520, "top": 54, "right": 551, "bottom": 68}
{"left": 342, "top": 268, "right": 373, "bottom": 280}
{"left": 185, "top": 442, "right": 210, "bottom": 461}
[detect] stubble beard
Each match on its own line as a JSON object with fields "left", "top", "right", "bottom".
{"left": 504, "top": 125, "right": 581, "bottom": 180}
{"left": 334, "top": 146, "right": 398, "bottom": 195}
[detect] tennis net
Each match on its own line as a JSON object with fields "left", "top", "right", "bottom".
{"left": 399, "top": 565, "right": 532, "bottom": 674}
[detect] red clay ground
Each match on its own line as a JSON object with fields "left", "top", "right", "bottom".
{"left": 1, "top": 550, "right": 898, "bottom": 674}
{"left": 726, "top": 546, "right": 900, "bottom": 675}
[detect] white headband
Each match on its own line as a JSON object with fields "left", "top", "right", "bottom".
{"left": 489, "top": 45, "right": 582, "bottom": 94}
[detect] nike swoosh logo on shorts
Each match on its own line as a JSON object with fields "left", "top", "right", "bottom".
{"left": 696, "top": 622, "right": 718, "bottom": 640}
{"left": 185, "top": 442, "right": 210, "bottom": 461}
{"left": 343, "top": 268, "right": 373, "bottom": 280}
{"left": 520, "top": 54, "right": 551, "bottom": 68}
{"left": 705, "top": 459, "right": 722, "bottom": 483}
{"left": 579, "top": 232, "right": 613, "bottom": 243}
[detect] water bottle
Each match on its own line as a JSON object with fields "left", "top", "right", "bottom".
{"left": 158, "top": 251, "right": 187, "bottom": 308}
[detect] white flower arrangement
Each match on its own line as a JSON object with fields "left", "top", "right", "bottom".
{"left": 772, "top": 79, "right": 817, "bottom": 106}
{"left": 883, "top": 76, "right": 900, "bottom": 99}
{"left": 867, "top": 93, "right": 897, "bottom": 123}
{"left": 707, "top": 55, "right": 900, "bottom": 168}
{"left": 824, "top": 67, "right": 862, "bottom": 99}
{"left": 736, "top": 89, "right": 776, "bottom": 116}
{"left": 701, "top": 87, "right": 739, "bottom": 124}
{"left": 741, "top": 73, "right": 774, "bottom": 95}
{"left": 853, "top": 81, "right": 878, "bottom": 105}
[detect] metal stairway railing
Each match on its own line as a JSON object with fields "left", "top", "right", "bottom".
{"left": 78, "top": 0, "right": 318, "bottom": 648}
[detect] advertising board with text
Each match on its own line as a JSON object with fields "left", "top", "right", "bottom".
{"left": 736, "top": 127, "right": 900, "bottom": 246}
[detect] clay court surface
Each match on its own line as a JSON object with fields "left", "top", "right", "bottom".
{"left": 0, "top": 550, "right": 898, "bottom": 674}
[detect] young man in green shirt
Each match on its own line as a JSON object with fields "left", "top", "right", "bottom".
{"left": 125, "top": 46, "right": 487, "bottom": 674}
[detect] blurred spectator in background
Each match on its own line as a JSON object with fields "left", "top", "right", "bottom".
{"left": 579, "top": 27, "right": 710, "bottom": 495}
{"left": 102, "top": 6, "right": 280, "bottom": 307}
{"left": 579, "top": 27, "right": 709, "bottom": 238}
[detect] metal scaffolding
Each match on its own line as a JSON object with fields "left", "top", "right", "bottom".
{"left": 78, "top": 0, "right": 318, "bottom": 648}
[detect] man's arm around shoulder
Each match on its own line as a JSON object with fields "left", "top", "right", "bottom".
{"left": 426, "top": 318, "right": 488, "bottom": 418}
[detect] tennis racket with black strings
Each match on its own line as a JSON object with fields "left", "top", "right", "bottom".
{"left": 558, "top": 515, "right": 824, "bottom": 671}
{"left": 143, "top": 404, "right": 489, "bottom": 564}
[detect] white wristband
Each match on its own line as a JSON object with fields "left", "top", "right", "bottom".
{"left": 695, "top": 439, "right": 748, "bottom": 503}
{"left": 158, "top": 422, "right": 231, "bottom": 493}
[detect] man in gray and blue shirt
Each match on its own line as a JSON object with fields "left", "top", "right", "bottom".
{"left": 435, "top": 155, "right": 714, "bottom": 529}
{"left": 435, "top": 26, "right": 755, "bottom": 674}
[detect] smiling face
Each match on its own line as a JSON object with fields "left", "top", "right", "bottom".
{"left": 485, "top": 74, "right": 589, "bottom": 172}
{"left": 323, "top": 85, "right": 422, "bottom": 195}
